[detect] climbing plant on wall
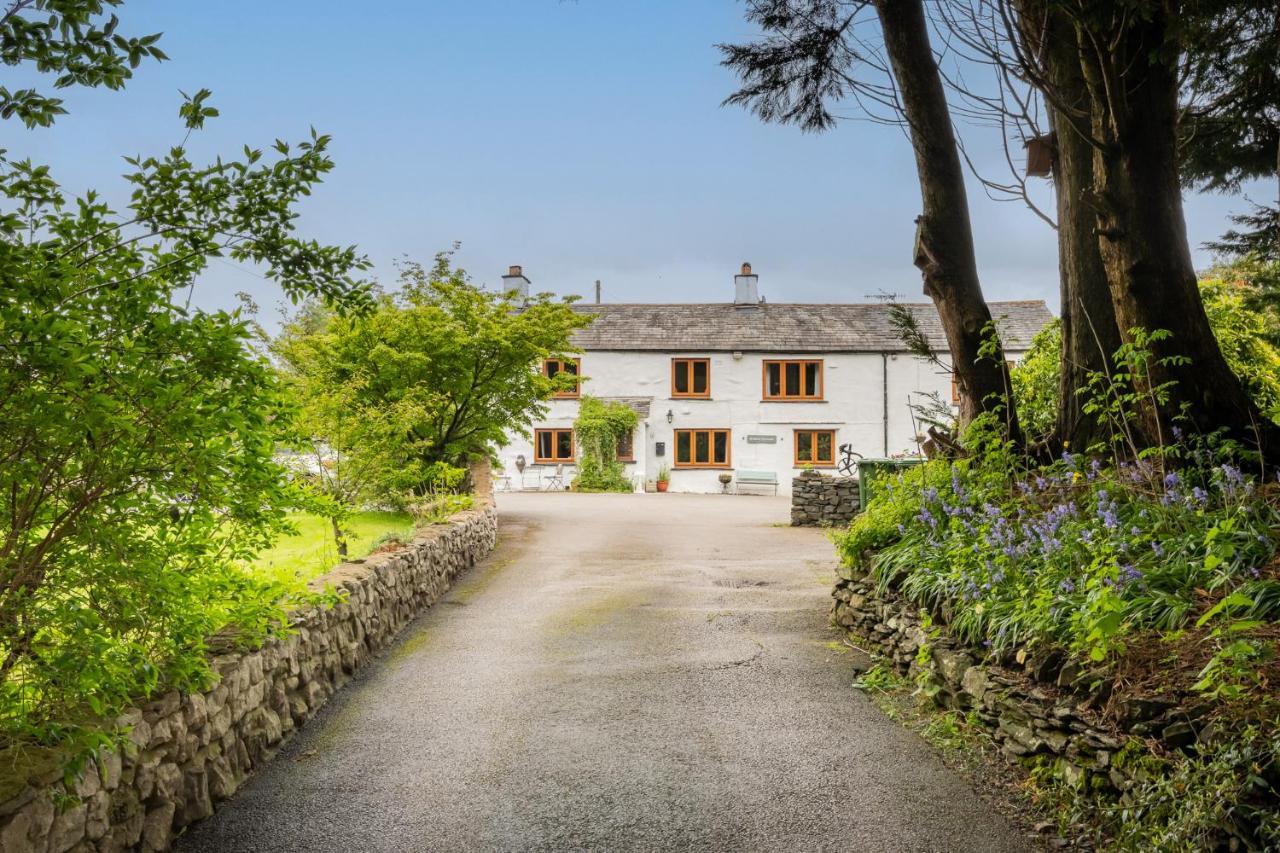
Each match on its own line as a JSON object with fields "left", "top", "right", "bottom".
{"left": 572, "top": 397, "right": 638, "bottom": 493}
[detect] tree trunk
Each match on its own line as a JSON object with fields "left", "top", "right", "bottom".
{"left": 331, "top": 516, "right": 348, "bottom": 558}
{"left": 1027, "top": 5, "right": 1122, "bottom": 451}
{"left": 874, "top": 0, "right": 1021, "bottom": 442}
{"left": 1077, "top": 9, "right": 1280, "bottom": 455}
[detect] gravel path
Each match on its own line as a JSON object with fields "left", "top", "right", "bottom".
{"left": 177, "top": 492, "right": 1031, "bottom": 852}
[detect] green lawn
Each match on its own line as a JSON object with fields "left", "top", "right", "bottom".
{"left": 247, "top": 511, "right": 415, "bottom": 584}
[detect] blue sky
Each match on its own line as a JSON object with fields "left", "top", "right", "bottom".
{"left": 12, "top": 0, "right": 1261, "bottom": 329}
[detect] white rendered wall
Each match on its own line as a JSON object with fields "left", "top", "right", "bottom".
{"left": 494, "top": 349, "right": 1023, "bottom": 496}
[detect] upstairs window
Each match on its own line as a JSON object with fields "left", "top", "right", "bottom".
{"left": 763, "top": 360, "right": 823, "bottom": 400}
{"left": 534, "top": 428, "right": 574, "bottom": 463}
{"left": 616, "top": 430, "right": 635, "bottom": 462}
{"left": 794, "top": 429, "right": 835, "bottom": 467}
{"left": 543, "top": 358, "right": 581, "bottom": 398}
{"left": 671, "top": 358, "right": 711, "bottom": 398}
{"left": 674, "top": 428, "right": 730, "bottom": 468}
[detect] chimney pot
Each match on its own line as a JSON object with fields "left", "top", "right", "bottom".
{"left": 740, "top": 262, "right": 752, "bottom": 275}
{"left": 508, "top": 264, "right": 522, "bottom": 277}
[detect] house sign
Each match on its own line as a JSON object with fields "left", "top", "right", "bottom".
{"left": 746, "top": 434, "right": 777, "bottom": 444}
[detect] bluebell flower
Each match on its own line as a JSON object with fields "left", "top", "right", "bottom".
{"left": 1059, "top": 579, "right": 1075, "bottom": 593}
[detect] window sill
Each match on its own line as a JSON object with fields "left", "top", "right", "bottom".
{"left": 672, "top": 465, "right": 732, "bottom": 470}
{"left": 762, "top": 398, "right": 827, "bottom": 403}
{"left": 670, "top": 395, "right": 713, "bottom": 401}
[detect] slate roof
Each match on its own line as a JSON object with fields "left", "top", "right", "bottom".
{"left": 568, "top": 301, "right": 1053, "bottom": 353}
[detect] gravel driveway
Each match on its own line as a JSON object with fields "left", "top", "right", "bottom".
{"left": 177, "top": 492, "right": 1031, "bottom": 852}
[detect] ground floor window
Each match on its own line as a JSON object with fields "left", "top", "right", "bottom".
{"left": 535, "top": 428, "right": 574, "bottom": 463}
{"left": 794, "top": 429, "right": 835, "bottom": 467}
{"left": 616, "top": 430, "right": 634, "bottom": 461}
{"left": 674, "top": 428, "right": 730, "bottom": 468}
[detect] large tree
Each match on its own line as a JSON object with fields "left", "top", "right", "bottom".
{"left": 1003, "top": 0, "right": 1280, "bottom": 456}
{"left": 720, "top": 0, "right": 1021, "bottom": 439}
{"left": 1006, "top": 2, "right": 1122, "bottom": 450}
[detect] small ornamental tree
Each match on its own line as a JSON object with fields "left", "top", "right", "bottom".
{"left": 0, "top": 94, "right": 372, "bottom": 747}
{"left": 275, "top": 251, "right": 591, "bottom": 521}
{"left": 572, "top": 396, "right": 638, "bottom": 493}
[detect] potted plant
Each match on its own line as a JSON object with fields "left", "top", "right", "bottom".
{"left": 718, "top": 472, "right": 733, "bottom": 493}
{"left": 656, "top": 465, "right": 670, "bottom": 492}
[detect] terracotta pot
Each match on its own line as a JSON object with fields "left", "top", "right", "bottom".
{"left": 656, "top": 480, "right": 669, "bottom": 492}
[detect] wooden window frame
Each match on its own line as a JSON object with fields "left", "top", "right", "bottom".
{"left": 793, "top": 429, "right": 836, "bottom": 467}
{"left": 616, "top": 430, "right": 635, "bottom": 462}
{"left": 762, "top": 359, "right": 824, "bottom": 401}
{"left": 672, "top": 428, "right": 732, "bottom": 469}
{"left": 543, "top": 358, "right": 581, "bottom": 398}
{"left": 533, "top": 428, "right": 575, "bottom": 463}
{"left": 670, "top": 358, "right": 711, "bottom": 398}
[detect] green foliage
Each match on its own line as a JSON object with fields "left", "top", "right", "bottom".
{"left": 572, "top": 396, "right": 637, "bottom": 493}
{"left": 852, "top": 662, "right": 906, "bottom": 694}
{"left": 275, "top": 249, "right": 589, "bottom": 518}
{"left": 0, "top": 99, "right": 369, "bottom": 749}
{"left": 656, "top": 464, "right": 670, "bottom": 483}
{"left": 1009, "top": 319, "right": 1060, "bottom": 444}
{"left": 409, "top": 493, "right": 474, "bottom": 525}
{"left": 1008, "top": 277, "right": 1280, "bottom": 443}
{"left": 1198, "top": 274, "right": 1280, "bottom": 421}
{"left": 1029, "top": 730, "right": 1280, "bottom": 852}
{"left": 840, "top": 331, "right": 1280, "bottom": 671}
{"left": 838, "top": 460, "right": 955, "bottom": 566}
{"left": 0, "top": 0, "right": 168, "bottom": 128}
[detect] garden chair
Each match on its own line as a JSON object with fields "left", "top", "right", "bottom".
{"left": 542, "top": 465, "right": 565, "bottom": 491}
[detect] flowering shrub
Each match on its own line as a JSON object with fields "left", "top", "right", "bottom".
{"left": 840, "top": 448, "right": 1280, "bottom": 667}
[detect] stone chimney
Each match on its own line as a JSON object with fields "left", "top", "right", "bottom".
{"left": 501, "top": 264, "right": 530, "bottom": 300}
{"left": 734, "top": 262, "right": 759, "bottom": 307}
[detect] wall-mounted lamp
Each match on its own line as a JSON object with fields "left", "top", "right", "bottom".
{"left": 666, "top": 409, "right": 674, "bottom": 424}
{"left": 732, "top": 351, "right": 743, "bottom": 360}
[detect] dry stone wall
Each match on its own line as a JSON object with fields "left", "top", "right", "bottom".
{"left": 790, "top": 471, "right": 859, "bottom": 527}
{"left": 832, "top": 562, "right": 1213, "bottom": 797}
{"left": 0, "top": 465, "right": 497, "bottom": 853}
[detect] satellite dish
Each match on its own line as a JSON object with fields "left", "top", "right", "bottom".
{"left": 515, "top": 454, "right": 526, "bottom": 473}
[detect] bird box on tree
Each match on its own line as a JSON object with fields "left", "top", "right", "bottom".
{"left": 1024, "top": 134, "right": 1055, "bottom": 177}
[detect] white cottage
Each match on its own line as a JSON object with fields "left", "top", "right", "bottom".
{"left": 496, "top": 264, "right": 1052, "bottom": 496}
